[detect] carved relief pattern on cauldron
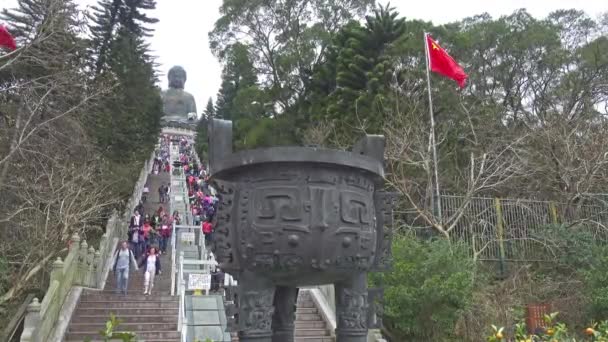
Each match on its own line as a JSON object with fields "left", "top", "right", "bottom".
{"left": 212, "top": 179, "right": 237, "bottom": 270}
{"left": 234, "top": 169, "right": 379, "bottom": 273}
{"left": 337, "top": 288, "right": 368, "bottom": 330}
{"left": 240, "top": 289, "right": 274, "bottom": 332}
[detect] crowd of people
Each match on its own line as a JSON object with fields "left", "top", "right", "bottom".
{"left": 113, "top": 135, "right": 176, "bottom": 295}
{"left": 112, "top": 134, "right": 224, "bottom": 295}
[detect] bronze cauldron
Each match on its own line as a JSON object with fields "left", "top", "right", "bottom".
{"left": 208, "top": 119, "right": 393, "bottom": 342}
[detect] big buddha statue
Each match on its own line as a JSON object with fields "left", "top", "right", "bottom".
{"left": 161, "top": 66, "right": 197, "bottom": 124}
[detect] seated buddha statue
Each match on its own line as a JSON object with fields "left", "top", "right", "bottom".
{"left": 161, "top": 66, "right": 197, "bottom": 124}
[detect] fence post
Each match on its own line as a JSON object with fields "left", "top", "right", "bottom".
{"left": 50, "top": 258, "right": 64, "bottom": 284}
{"left": 93, "top": 250, "right": 101, "bottom": 288}
{"left": 549, "top": 201, "right": 559, "bottom": 225}
{"left": 20, "top": 298, "right": 41, "bottom": 342}
{"left": 78, "top": 240, "right": 88, "bottom": 285}
{"left": 87, "top": 246, "right": 96, "bottom": 287}
{"left": 494, "top": 198, "right": 507, "bottom": 277}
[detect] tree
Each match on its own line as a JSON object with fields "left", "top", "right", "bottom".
{"left": 0, "top": 0, "right": 117, "bottom": 308}
{"left": 214, "top": 42, "right": 260, "bottom": 120}
{"left": 305, "top": 4, "right": 406, "bottom": 141}
{"left": 203, "top": 97, "right": 215, "bottom": 120}
{"left": 210, "top": 0, "right": 375, "bottom": 111}
{"left": 87, "top": 0, "right": 162, "bottom": 162}
{"left": 87, "top": 0, "right": 158, "bottom": 75}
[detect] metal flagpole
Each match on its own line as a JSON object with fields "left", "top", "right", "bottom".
{"left": 424, "top": 32, "right": 443, "bottom": 222}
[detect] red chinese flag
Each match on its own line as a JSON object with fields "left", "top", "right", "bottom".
{"left": 426, "top": 34, "right": 467, "bottom": 88}
{"left": 0, "top": 25, "right": 17, "bottom": 51}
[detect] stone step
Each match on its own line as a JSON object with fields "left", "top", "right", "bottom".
{"left": 297, "top": 335, "right": 334, "bottom": 341}
{"left": 295, "top": 328, "right": 330, "bottom": 337}
{"left": 75, "top": 307, "right": 178, "bottom": 317}
{"left": 230, "top": 336, "right": 334, "bottom": 342}
{"left": 100, "top": 290, "right": 170, "bottom": 296}
{"left": 65, "top": 330, "right": 180, "bottom": 341}
{"left": 80, "top": 296, "right": 178, "bottom": 303}
{"left": 74, "top": 301, "right": 178, "bottom": 309}
{"left": 67, "top": 340, "right": 179, "bottom": 342}
{"left": 102, "top": 273, "right": 171, "bottom": 280}
{"left": 295, "top": 321, "right": 327, "bottom": 329}
{"left": 69, "top": 322, "right": 177, "bottom": 332}
{"left": 71, "top": 314, "right": 178, "bottom": 324}
{"left": 296, "top": 307, "right": 318, "bottom": 314}
{"left": 81, "top": 294, "right": 177, "bottom": 301}
{"left": 296, "top": 313, "right": 323, "bottom": 321}
{"left": 296, "top": 300, "right": 315, "bottom": 308}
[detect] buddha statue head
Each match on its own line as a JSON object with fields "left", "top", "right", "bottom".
{"left": 168, "top": 66, "right": 187, "bottom": 90}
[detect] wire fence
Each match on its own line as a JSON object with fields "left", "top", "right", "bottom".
{"left": 396, "top": 195, "right": 608, "bottom": 262}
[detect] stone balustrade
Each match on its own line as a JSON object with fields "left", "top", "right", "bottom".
{"left": 20, "top": 151, "right": 155, "bottom": 342}
{"left": 311, "top": 284, "right": 386, "bottom": 342}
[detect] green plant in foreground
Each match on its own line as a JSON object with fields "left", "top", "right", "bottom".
{"left": 487, "top": 312, "right": 608, "bottom": 341}
{"left": 85, "top": 314, "right": 136, "bottom": 342}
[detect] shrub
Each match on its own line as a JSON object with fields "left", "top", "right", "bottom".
{"left": 371, "top": 233, "right": 477, "bottom": 341}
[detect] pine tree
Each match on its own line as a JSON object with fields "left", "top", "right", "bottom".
{"left": 86, "top": 0, "right": 162, "bottom": 161}
{"left": 88, "top": 0, "right": 158, "bottom": 75}
{"left": 307, "top": 4, "right": 406, "bottom": 140}
{"left": 1, "top": 0, "right": 82, "bottom": 79}
{"left": 215, "top": 42, "right": 258, "bottom": 120}
{"left": 203, "top": 98, "right": 215, "bottom": 120}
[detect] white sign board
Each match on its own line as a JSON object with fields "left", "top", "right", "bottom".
{"left": 181, "top": 232, "right": 195, "bottom": 243}
{"left": 188, "top": 273, "right": 211, "bottom": 290}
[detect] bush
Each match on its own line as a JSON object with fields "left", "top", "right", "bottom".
{"left": 371, "top": 233, "right": 477, "bottom": 341}
{"left": 584, "top": 247, "right": 608, "bottom": 319}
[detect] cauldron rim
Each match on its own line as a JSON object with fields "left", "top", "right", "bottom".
{"left": 210, "top": 146, "right": 384, "bottom": 179}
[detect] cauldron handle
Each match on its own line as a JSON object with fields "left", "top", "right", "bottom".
{"left": 352, "top": 135, "right": 385, "bottom": 162}
{"left": 208, "top": 118, "right": 233, "bottom": 174}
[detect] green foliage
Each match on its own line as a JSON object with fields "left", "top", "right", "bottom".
{"left": 584, "top": 247, "right": 608, "bottom": 320}
{"left": 84, "top": 314, "right": 136, "bottom": 342}
{"left": 371, "top": 233, "right": 477, "bottom": 341}
{"left": 87, "top": 0, "right": 162, "bottom": 164}
{"left": 210, "top": 0, "right": 374, "bottom": 110}
{"left": 195, "top": 116, "right": 209, "bottom": 161}
{"left": 305, "top": 4, "right": 406, "bottom": 141}
{"left": 234, "top": 116, "right": 297, "bottom": 150}
{"left": 214, "top": 42, "right": 259, "bottom": 121}
{"left": 204, "top": 98, "right": 216, "bottom": 120}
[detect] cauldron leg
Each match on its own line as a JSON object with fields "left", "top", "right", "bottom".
{"left": 335, "top": 273, "right": 369, "bottom": 342}
{"left": 237, "top": 271, "right": 275, "bottom": 342}
{"left": 271, "top": 286, "right": 299, "bottom": 342}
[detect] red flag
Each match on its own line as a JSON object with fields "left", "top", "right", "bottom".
{"left": 426, "top": 34, "right": 467, "bottom": 88}
{"left": 0, "top": 25, "right": 17, "bottom": 51}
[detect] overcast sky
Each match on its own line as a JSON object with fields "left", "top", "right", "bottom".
{"left": 0, "top": 0, "right": 605, "bottom": 114}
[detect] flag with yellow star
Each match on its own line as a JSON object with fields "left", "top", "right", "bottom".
{"left": 426, "top": 34, "right": 467, "bottom": 88}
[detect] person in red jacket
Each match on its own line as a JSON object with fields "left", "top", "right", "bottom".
{"left": 159, "top": 214, "right": 172, "bottom": 254}
{"left": 202, "top": 219, "right": 213, "bottom": 247}
{"left": 141, "top": 220, "right": 153, "bottom": 253}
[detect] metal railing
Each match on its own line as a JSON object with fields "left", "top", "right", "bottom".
{"left": 399, "top": 194, "right": 608, "bottom": 261}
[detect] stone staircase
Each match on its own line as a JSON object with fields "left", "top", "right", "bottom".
{"left": 64, "top": 248, "right": 179, "bottom": 342}
{"left": 64, "top": 172, "right": 180, "bottom": 342}
{"left": 295, "top": 291, "right": 334, "bottom": 342}
{"left": 230, "top": 290, "right": 334, "bottom": 342}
